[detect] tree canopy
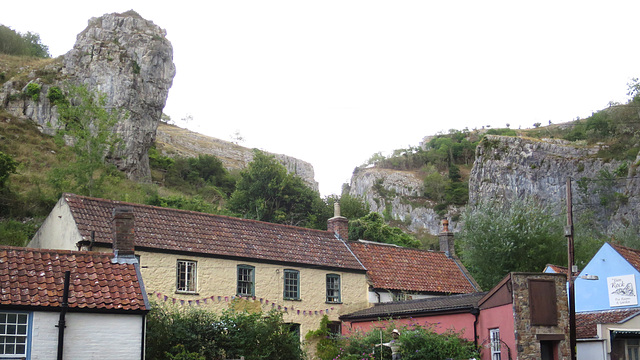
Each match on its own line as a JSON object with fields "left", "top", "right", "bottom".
{"left": 0, "top": 25, "right": 50, "bottom": 57}
{"left": 458, "top": 198, "right": 565, "bottom": 289}
{"left": 227, "top": 150, "right": 321, "bottom": 227}
{"left": 349, "top": 212, "right": 421, "bottom": 248}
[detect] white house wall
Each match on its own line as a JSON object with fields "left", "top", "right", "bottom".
{"left": 577, "top": 340, "right": 606, "bottom": 360}
{"left": 30, "top": 311, "right": 143, "bottom": 360}
{"left": 28, "top": 198, "right": 82, "bottom": 251}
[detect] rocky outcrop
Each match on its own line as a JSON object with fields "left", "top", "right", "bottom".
{"left": 349, "top": 134, "right": 640, "bottom": 236}
{"left": 348, "top": 167, "right": 461, "bottom": 234}
{"left": 0, "top": 10, "right": 175, "bottom": 181}
{"left": 156, "top": 123, "right": 318, "bottom": 191}
{"left": 62, "top": 11, "right": 175, "bottom": 181}
{"left": 470, "top": 135, "right": 640, "bottom": 232}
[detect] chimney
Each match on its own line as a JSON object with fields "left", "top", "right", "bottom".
{"left": 327, "top": 202, "right": 348, "bottom": 241}
{"left": 439, "top": 219, "right": 455, "bottom": 258}
{"left": 113, "top": 207, "right": 135, "bottom": 257}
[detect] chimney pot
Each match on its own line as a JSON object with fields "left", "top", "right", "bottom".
{"left": 439, "top": 218, "right": 455, "bottom": 258}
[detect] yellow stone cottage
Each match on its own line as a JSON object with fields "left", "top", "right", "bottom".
{"left": 28, "top": 193, "right": 370, "bottom": 340}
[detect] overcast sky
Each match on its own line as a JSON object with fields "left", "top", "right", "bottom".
{"left": 3, "top": 1, "right": 640, "bottom": 196}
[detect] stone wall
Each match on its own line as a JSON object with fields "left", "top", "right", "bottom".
{"left": 135, "top": 249, "right": 369, "bottom": 339}
{"left": 510, "top": 273, "right": 570, "bottom": 360}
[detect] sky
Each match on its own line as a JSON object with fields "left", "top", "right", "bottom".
{"left": 3, "top": 1, "right": 640, "bottom": 196}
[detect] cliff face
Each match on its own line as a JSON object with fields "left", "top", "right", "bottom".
{"left": 349, "top": 135, "right": 640, "bottom": 236}
{"left": 156, "top": 123, "right": 318, "bottom": 191}
{"left": 470, "top": 135, "right": 640, "bottom": 232}
{"left": 1, "top": 11, "right": 175, "bottom": 181}
{"left": 348, "top": 167, "right": 461, "bottom": 234}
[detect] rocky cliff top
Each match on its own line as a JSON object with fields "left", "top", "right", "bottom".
{"left": 156, "top": 123, "right": 318, "bottom": 191}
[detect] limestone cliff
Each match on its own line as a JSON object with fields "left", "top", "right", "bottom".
{"left": 156, "top": 123, "right": 318, "bottom": 191}
{"left": 348, "top": 134, "right": 640, "bottom": 236}
{"left": 470, "top": 135, "right": 640, "bottom": 233}
{"left": 348, "top": 167, "right": 462, "bottom": 234}
{"left": 1, "top": 10, "right": 175, "bottom": 181}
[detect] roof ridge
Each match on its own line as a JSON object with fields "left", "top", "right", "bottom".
{"left": 351, "top": 240, "right": 445, "bottom": 254}
{"left": 2, "top": 245, "right": 114, "bottom": 258}
{"left": 64, "top": 192, "right": 334, "bottom": 235}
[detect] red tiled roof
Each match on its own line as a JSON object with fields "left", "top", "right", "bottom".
{"left": 62, "top": 193, "right": 365, "bottom": 272}
{"left": 610, "top": 243, "right": 640, "bottom": 272}
{"left": 347, "top": 241, "right": 479, "bottom": 294}
{"left": 0, "top": 246, "right": 147, "bottom": 311}
{"left": 576, "top": 309, "right": 640, "bottom": 339}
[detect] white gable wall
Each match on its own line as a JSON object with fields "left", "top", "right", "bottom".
{"left": 30, "top": 311, "right": 143, "bottom": 360}
{"left": 28, "top": 198, "right": 83, "bottom": 251}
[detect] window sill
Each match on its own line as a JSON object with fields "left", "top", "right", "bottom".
{"left": 284, "top": 298, "right": 302, "bottom": 302}
{"left": 175, "top": 291, "right": 199, "bottom": 295}
{"left": 326, "top": 301, "right": 342, "bottom": 305}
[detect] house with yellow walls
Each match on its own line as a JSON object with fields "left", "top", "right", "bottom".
{"left": 28, "top": 193, "right": 370, "bottom": 340}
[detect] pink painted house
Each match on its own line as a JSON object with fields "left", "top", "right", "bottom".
{"left": 341, "top": 272, "right": 570, "bottom": 360}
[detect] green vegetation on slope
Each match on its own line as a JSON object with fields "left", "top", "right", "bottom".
{"left": 0, "top": 25, "right": 50, "bottom": 58}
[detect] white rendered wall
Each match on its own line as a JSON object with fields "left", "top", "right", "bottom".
{"left": 30, "top": 311, "right": 143, "bottom": 360}
{"left": 577, "top": 341, "right": 606, "bottom": 360}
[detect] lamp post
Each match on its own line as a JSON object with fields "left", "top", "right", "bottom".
{"left": 566, "top": 177, "right": 576, "bottom": 360}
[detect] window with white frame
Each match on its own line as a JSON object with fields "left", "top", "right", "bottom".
{"left": 627, "top": 339, "right": 640, "bottom": 360}
{"left": 283, "top": 269, "right": 300, "bottom": 300}
{"left": 326, "top": 274, "right": 341, "bottom": 303}
{"left": 237, "top": 265, "right": 255, "bottom": 296}
{"left": 0, "top": 312, "right": 28, "bottom": 357}
{"left": 490, "top": 328, "right": 501, "bottom": 360}
{"left": 176, "top": 260, "right": 197, "bottom": 293}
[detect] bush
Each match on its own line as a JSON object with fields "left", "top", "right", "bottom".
{"left": 316, "top": 322, "right": 479, "bottom": 360}
{"left": 46, "top": 86, "right": 67, "bottom": 106}
{"left": 146, "top": 303, "right": 303, "bottom": 360}
{"left": 24, "top": 83, "right": 41, "bottom": 102}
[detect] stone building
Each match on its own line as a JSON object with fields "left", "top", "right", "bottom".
{"left": 28, "top": 193, "right": 370, "bottom": 342}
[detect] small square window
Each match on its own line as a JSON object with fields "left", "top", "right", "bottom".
{"left": 176, "top": 260, "right": 197, "bottom": 293}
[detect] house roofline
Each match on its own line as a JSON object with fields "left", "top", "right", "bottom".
{"left": 80, "top": 241, "right": 368, "bottom": 274}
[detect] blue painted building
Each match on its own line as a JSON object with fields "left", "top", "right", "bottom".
{"left": 570, "top": 243, "right": 640, "bottom": 360}
{"left": 575, "top": 243, "right": 640, "bottom": 312}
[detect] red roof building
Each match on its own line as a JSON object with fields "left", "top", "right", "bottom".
{"left": 0, "top": 245, "right": 148, "bottom": 359}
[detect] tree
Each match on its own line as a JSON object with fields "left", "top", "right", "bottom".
{"left": 0, "top": 151, "right": 18, "bottom": 188}
{"left": 227, "top": 150, "right": 320, "bottom": 227}
{"left": 47, "top": 84, "right": 122, "bottom": 197}
{"left": 348, "top": 212, "right": 420, "bottom": 248}
{"left": 458, "top": 198, "right": 565, "bottom": 289}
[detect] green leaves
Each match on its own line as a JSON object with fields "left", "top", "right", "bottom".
{"left": 0, "top": 151, "right": 18, "bottom": 188}
{"left": 47, "top": 84, "right": 122, "bottom": 197}
{"left": 459, "top": 198, "right": 565, "bottom": 289}
{"left": 228, "top": 150, "right": 319, "bottom": 227}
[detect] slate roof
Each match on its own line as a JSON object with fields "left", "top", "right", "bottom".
{"left": 62, "top": 193, "right": 366, "bottom": 272}
{"left": 610, "top": 243, "right": 640, "bottom": 271}
{"left": 576, "top": 309, "right": 640, "bottom": 339}
{"left": 0, "top": 246, "right": 147, "bottom": 312}
{"left": 340, "top": 292, "right": 487, "bottom": 320}
{"left": 347, "top": 240, "right": 480, "bottom": 294}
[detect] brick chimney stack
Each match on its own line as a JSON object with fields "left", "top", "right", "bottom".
{"left": 113, "top": 207, "right": 135, "bottom": 256}
{"left": 439, "top": 219, "right": 455, "bottom": 258}
{"left": 327, "top": 202, "right": 348, "bottom": 241}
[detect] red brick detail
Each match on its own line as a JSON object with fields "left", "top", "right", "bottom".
{"left": 113, "top": 207, "right": 135, "bottom": 256}
{"left": 327, "top": 216, "right": 348, "bottom": 241}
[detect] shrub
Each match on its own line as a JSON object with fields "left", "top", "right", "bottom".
{"left": 46, "top": 86, "right": 67, "bottom": 106}
{"left": 146, "top": 303, "right": 302, "bottom": 360}
{"left": 24, "top": 83, "right": 41, "bottom": 102}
